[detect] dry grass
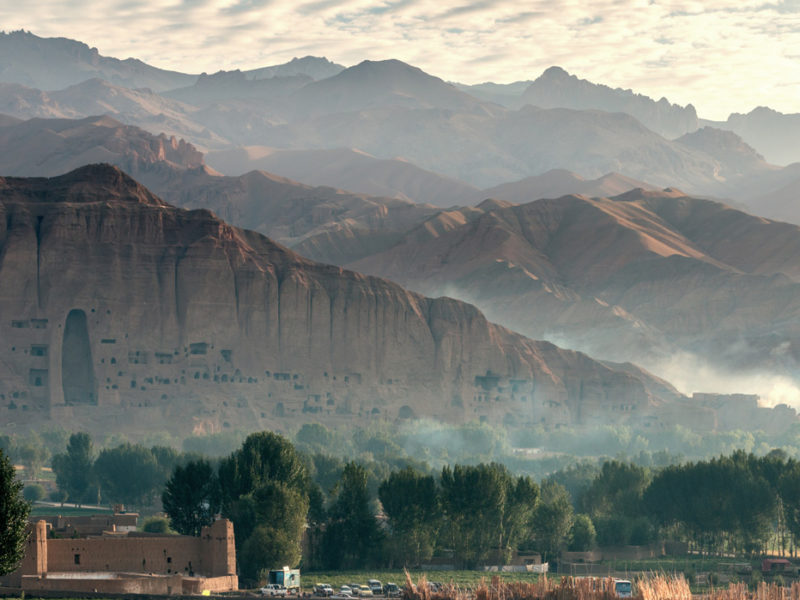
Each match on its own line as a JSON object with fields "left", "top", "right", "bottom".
{"left": 401, "top": 572, "right": 800, "bottom": 600}
{"left": 708, "top": 581, "right": 800, "bottom": 600}
{"left": 637, "top": 575, "right": 691, "bottom": 600}
{"left": 403, "top": 571, "right": 622, "bottom": 600}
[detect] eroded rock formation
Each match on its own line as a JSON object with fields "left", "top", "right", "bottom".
{"left": 0, "top": 165, "right": 678, "bottom": 436}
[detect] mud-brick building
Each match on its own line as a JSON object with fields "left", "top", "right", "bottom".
{"left": 0, "top": 519, "right": 238, "bottom": 595}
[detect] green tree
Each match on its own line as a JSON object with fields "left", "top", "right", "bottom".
{"left": 582, "top": 460, "right": 649, "bottom": 520}
{"left": 439, "top": 463, "right": 509, "bottom": 568}
{"left": 162, "top": 459, "right": 221, "bottom": 536}
{"left": 234, "top": 482, "right": 308, "bottom": 578}
{"left": 501, "top": 474, "right": 540, "bottom": 561}
{"left": 568, "top": 514, "right": 597, "bottom": 551}
{"left": 93, "top": 443, "right": 161, "bottom": 507}
{"left": 218, "top": 432, "right": 310, "bottom": 581}
{"left": 0, "top": 447, "right": 30, "bottom": 576}
{"left": 240, "top": 526, "right": 297, "bottom": 583}
{"left": 295, "top": 423, "right": 337, "bottom": 454}
{"left": 379, "top": 467, "right": 440, "bottom": 566}
{"left": 322, "top": 462, "right": 383, "bottom": 569}
{"left": 52, "top": 432, "right": 94, "bottom": 505}
{"left": 218, "top": 432, "right": 308, "bottom": 506}
{"left": 532, "top": 481, "right": 574, "bottom": 561}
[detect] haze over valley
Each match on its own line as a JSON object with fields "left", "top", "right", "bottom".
{"left": 0, "top": 29, "right": 799, "bottom": 448}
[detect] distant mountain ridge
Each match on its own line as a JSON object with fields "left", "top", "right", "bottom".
{"left": 0, "top": 30, "right": 197, "bottom": 91}
{"left": 243, "top": 56, "right": 345, "bottom": 81}
{"left": 703, "top": 106, "right": 800, "bottom": 166}
{"left": 521, "top": 66, "right": 699, "bottom": 139}
{"left": 205, "top": 146, "right": 479, "bottom": 206}
{"left": 0, "top": 36, "right": 794, "bottom": 208}
{"left": 289, "top": 59, "right": 486, "bottom": 117}
{"left": 475, "top": 170, "right": 657, "bottom": 204}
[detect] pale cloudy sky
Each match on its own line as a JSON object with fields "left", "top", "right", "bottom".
{"left": 2, "top": 0, "right": 799, "bottom": 119}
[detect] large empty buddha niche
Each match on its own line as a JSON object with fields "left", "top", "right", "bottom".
{"left": 62, "top": 309, "right": 97, "bottom": 405}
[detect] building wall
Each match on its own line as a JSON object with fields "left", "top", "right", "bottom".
{"left": 1, "top": 519, "right": 237, "bottom": 594}
{"left": 44, "top": 520, "right": 234, "bottom": 577}
{"left": 47, "top": 537, "right": 203, "bottom": 576}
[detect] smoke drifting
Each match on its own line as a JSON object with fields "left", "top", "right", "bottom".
{"left": 641, "top": 351, "right": 800, "bottom": 410}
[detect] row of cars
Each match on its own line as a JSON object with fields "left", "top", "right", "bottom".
{"left": 313, "top": 581, "right": 401, "bottom": 598}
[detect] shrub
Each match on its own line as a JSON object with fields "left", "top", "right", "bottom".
{"left": 141, "top": 516, "right": 173, "bottom": 534}
{"left": 23, "top": 484, "right": 45, "bottom": 502}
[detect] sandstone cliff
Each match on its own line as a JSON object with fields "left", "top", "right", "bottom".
{"left": 0, "top": 165, "right": 678, "bottom": 436}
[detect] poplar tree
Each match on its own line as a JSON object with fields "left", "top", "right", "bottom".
{"left": 0, "top": 448, "right": 30, "bottom": 576}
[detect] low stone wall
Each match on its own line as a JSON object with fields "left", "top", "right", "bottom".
{"left": 20, "top": 573, "right": 238, "bottom": 596}
{"left": 22, "top": 573, "right": 186, "bottom": 595}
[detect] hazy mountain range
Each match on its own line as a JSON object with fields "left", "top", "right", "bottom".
{"left": 1, "top": 31, "right": 800, "bottom": 427}
{"left": 0, "top": 31, "right": 798, "bottom": 218}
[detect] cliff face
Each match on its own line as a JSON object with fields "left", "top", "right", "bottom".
{"left": 0, "top": 165, "right": 672, "bottom": 436}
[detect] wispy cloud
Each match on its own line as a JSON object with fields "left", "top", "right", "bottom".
{"left": 1, "top": 0, "right": 798, "bottom": 118}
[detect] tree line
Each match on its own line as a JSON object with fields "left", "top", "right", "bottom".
{"left": 49, "top": 433, "right": 203, "bottom": 507}
{"left": 42, "top": 429, "right": 800, "bottom": 582}
{"left": 160, "top": 431, "right": 564, "bottom": 579}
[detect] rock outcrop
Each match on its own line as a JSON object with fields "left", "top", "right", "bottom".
{"left": 0, "top": 165, "right": 681, "bottom": 436}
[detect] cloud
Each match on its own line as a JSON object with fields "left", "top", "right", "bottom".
{"left": 1, "top": 0, "right": 798, "bottom": 118}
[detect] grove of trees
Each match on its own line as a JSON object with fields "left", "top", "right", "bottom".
{"left": 22, "top": 422, "right": 800, "bottom": 581}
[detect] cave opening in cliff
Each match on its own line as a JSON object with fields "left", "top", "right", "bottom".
{"left": 62, "top": 309, "right": 97, "bottom": 405}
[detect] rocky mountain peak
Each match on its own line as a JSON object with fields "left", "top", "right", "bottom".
{"left": 0, "top": 163, "right": 167, "bottom": 206}
{"left": 539, "top": 65, "right": 572, "bottom": 80}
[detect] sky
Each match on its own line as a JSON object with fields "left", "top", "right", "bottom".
{"left": 2, "top": 0, "right": 799, "bottom": 119}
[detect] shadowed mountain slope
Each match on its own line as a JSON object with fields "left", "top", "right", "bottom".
{"left": 205, "top": 146, "right": 478, "bottom": 206}
{"left": 344, "top": 189, "right": 800, "bottom": 380}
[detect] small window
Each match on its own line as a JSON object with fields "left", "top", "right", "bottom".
{"left": 74, "top": 554, "right": 81, "bottom": 565}
{"left": 167, "top": 557, "right": 172, "bottom": 563}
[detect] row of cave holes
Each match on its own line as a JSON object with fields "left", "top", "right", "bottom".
{"left": 73, "top": 553, "right": 191, "bottom": 576}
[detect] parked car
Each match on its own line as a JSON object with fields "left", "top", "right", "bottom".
{"left": 367, "top": 580, "right": 383, "bottom": 595}
{"left": 261, "top": 584, "right": 288, "bottom": 597}
{"left": 339, "top": 585, "right": 354, "bottom": 596}
{"left": 383, "top": 583, "right": 400, "bottom": 597}
{"left": 315, "top": 583, "right": 334, "bottom": 596}
{"left": 356, "top": 585, "right": 373, "bottom": 597}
